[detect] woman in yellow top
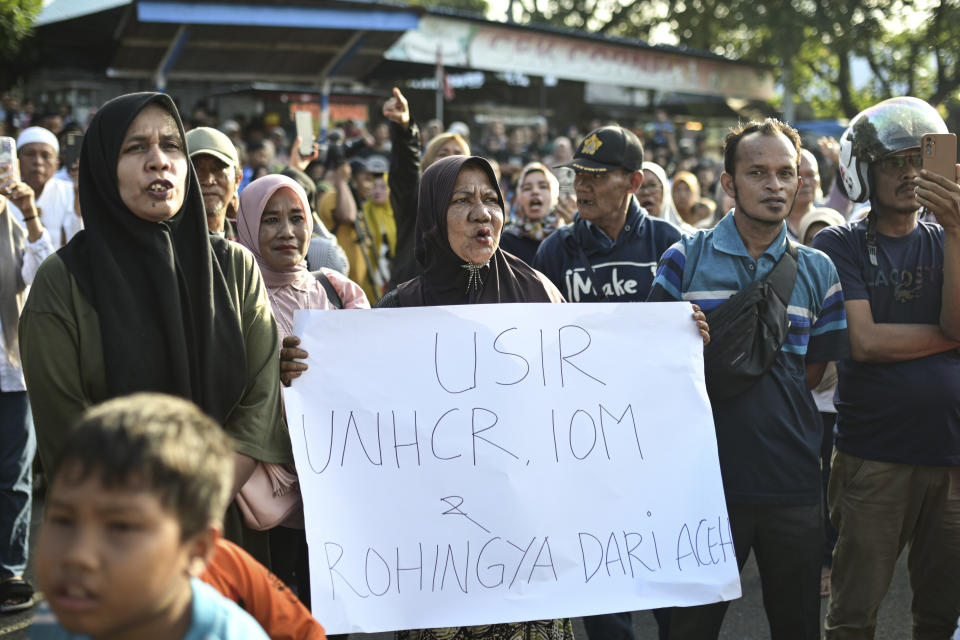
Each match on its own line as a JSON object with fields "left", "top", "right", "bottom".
{"left": 363, "top": 171, "right": 398, "bottom": 299}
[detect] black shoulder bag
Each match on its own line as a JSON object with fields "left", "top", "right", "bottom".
{"left": 703, "top": 242, "right": 798, "bottom": 400}
{"left": 312, "top": 270, "right": 343, "bottom": 309}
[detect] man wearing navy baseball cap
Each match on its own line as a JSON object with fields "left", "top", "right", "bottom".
{"left": 533, "top": 125, "right": 681, "bottom": 304}
{"left": 557, "top": 125, "right": 645, "bottom": 174}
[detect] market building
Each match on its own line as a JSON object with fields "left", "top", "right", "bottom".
{"left": 21, "top": 0, "right": 775, "bottom": 141}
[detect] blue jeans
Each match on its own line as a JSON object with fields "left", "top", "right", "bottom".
{"left": 0, "top": 391, "right": 34, "bottom": 579}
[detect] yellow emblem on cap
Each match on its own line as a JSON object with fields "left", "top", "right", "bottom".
{"left": 581, "top": 133, "right": 603, "bottom": 155}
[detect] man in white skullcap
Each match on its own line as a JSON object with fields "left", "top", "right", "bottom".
{"left": 0, "top": 133, "right": 54, "bottom": 615}
{"left": 10, "top": 127, "right": 82, "bottom": 248}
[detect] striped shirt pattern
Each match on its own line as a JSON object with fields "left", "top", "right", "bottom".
{"left": 647, "top": 212, "right": 849, "bottom": 504}
{"left": 649, "top": 212, "right": 846, "bottom": 362}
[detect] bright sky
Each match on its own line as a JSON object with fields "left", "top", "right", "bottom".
{"left": 483, "top": 0, "right": 720, "bottom": 47}
{"left": 482, "top": 0, "right": 934, "bottom": 40}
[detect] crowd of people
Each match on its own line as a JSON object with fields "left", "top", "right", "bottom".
{"left": 0, "top": 83, "right": 957, "bottom": 640}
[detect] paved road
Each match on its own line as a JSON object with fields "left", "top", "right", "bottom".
{"left": 1, "top": 497, "right": 916, "bottom": 640}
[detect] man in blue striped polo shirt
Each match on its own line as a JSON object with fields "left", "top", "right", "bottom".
{"left": 648, "top": 119, "right": 848, "bottom": 639}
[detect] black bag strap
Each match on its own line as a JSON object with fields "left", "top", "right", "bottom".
{"left": 706, "top": 240, "right": 799, "bottom": 321}
{"left": 312, "top": 270, "right": 343, "bottom": 309}
{"left": 765, "top": 240, "right": 799, "bottom": 306}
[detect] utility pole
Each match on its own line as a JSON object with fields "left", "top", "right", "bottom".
{"left": 435, "top": 45, "right": 443, "bottom": 124}
{"left": 781, "top": 61, "right": 795, "bottom": 123}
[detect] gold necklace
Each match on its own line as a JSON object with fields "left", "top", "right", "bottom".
{"left": 462, "top": 260, "right": 490, "bottom": 293}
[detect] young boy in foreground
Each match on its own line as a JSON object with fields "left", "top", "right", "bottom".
{"left": 31, "top": 393, "right": 269, "bottom": 640}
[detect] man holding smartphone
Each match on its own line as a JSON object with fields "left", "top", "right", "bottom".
{"left": 11, "top": 127, "right": 81, "bottom": 248}
{"left": 0, "top": 153, "right": 53, "bottom": 614}
{"left": 813, "top": 97, "right": 960, "bottom": 637}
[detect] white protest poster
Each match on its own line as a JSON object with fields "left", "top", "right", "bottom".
{"left": 284, "top": 302, "right": 740, "bottom": 634}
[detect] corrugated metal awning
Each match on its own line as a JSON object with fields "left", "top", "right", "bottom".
{"left": 33, "top": 0, "right": 421, "bottom": 89}
{"left": 36, "top": 0, "right": 132, "bottom": 26}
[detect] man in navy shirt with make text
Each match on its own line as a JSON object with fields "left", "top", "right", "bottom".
{"left": 648, "top": 119, "right": 848, "bottom": 639}
{"left": 813, "top": 97, "right": 960, "bottom": 638}
{"left": 533, "top": 125, "right": 681, "bottom": 303}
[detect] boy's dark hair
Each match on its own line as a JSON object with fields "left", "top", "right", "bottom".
{"left": 723, "top": 118, "right": 801, "bottom": 176}
{"left": 49, "top": 393, "right": 235, "bottom": 540}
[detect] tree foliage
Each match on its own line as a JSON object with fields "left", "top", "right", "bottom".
{"left": 0, "top": 0, "right": 41, "bottom": 60}
{"left": 505, "top": 0, "right": 960, "bottom": 118}
{"left": 0, "top": 0, "right": 42, "bottom": 90}
{"left": 410, "top": 0, "right": 490, "bottom": 17}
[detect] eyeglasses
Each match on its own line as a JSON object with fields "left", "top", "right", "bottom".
{"left": 637, "top": 183, "right": 663, "bottom": 194}
{"left": 876, "top": 153, "right": 922, "bottom": 170}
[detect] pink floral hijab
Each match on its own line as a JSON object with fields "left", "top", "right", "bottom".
{"left": 236, "top": 174, "right": 314, "bottom": 289}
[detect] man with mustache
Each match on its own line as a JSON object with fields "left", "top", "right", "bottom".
{"left": 648, "top": 118, "right": 848, "bottom": 639}
{"left": 533, "top": 125, "right": 681, "bottom": 303}
{"left": 186, "top": 126, "right": 241, "bottom": 239}
{"left": 812, "top": 97, "right": 960, "bottom": 638}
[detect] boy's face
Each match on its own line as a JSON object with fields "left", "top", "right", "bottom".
{"left": 36, "top": 472, "right": 209, "bottom": 639}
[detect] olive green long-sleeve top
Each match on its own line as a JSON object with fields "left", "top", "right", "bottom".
{"left": 20, "top": 247, "right": 292, "bottom": 472}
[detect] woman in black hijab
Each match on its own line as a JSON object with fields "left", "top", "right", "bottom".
{"left": 20, "top": 93, "right": 290, "bottom": 551}
{"left": 381, "top": 156, "right": 572, "bottom": 640}
{"left": 382, "top": 155, "right": 564, "bottom": 307}
{"left": 280, "top": 156, "right": 564, "bottom": 384}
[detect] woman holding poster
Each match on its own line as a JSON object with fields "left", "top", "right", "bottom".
{"left": 235, "top": 172, "right": 369, "bottom": 602}
{"left": 381, "top": 155, "right": 570, "bottom": 638}
{"left": 281, "top": 155, "right": 570, "bottom": 637}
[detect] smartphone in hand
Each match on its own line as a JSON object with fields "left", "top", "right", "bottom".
{"left": 64, "top": 132, "right": 83, "bottom": 168}
{"left": 295, "top": 111, "right": 314, "bottom": 157}
{"left": 556, "top": 167, "right": 575, "bottom": 198}
{"left": 0, "top": 136, "right": 19, "bottom": 191}
{"left": 921, "top": 133, "right": 957, "bottom": 182}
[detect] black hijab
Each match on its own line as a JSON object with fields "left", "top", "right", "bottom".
{"left": 397, "top": 155, "right": 552, "bottom": 307}
{"left": 58, "top": 92, "right": 247, "bottom": 426}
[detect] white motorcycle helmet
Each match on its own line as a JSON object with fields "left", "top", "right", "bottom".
{"left": 838, "top": 96, "right": 947, "bottom": 203}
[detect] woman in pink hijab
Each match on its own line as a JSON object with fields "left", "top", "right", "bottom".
{"left": 237, "top": 174, "right": 369, "bottom": 342}
{"left": 236, "top": 173, "right": 368, "bottom": 605}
